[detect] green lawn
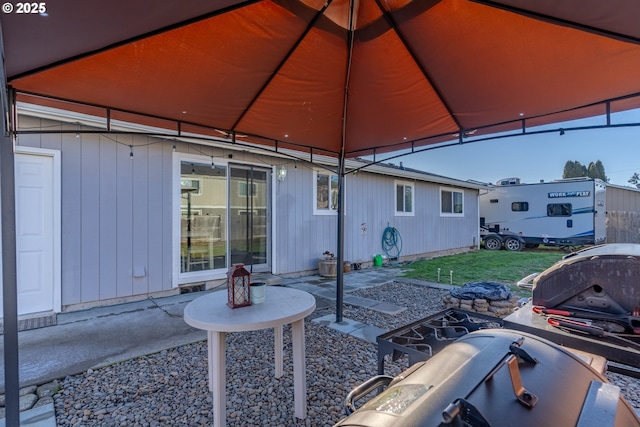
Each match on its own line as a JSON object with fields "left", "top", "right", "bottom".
{"left": 401, "top": 249, "right": 565, "bottom": 296}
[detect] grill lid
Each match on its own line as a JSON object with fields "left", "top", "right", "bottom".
{"left": 532, "top": 244, "right": 640, "bottom": 322}
{"left": 336, "top": 329, "right": 640, "bottom": 427}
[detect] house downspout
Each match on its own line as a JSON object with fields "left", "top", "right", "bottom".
{"left": 477, "top": 190, "right": 481, "bottom": 249}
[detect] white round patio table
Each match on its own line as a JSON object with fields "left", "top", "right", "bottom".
{"left": 183, "top": 286, "right": 316, "bottom": 427}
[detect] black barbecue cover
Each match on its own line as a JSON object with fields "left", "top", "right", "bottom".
{"left": 450, "top": 282, "right": 512, "bottom": 301}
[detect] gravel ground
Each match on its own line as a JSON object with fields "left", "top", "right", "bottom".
{"left": 53, "top": 282, "right": 640, "bottom": 426}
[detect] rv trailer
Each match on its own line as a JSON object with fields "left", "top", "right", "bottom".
{"left": 480, "top": 178, "right": 606, "bottom": 251}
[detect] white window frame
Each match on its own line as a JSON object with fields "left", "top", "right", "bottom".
{"left": 180, "top": 177, "right": 202, "bottom": 195}
{"left": 173, "top": 152, "right": 231, "bottom": 286}
{"left": 238, "top": 181, "right": 257, "bottom": 197}
{"left": 440, "top": 187, "right": 465, "bottom": 217}
{"left": 395, "top": 180, "right": 415, "bottom": 216}
{"left": 313, "top": 170, "right": 345, "bottom": 215}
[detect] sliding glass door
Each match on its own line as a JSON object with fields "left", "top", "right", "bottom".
{"left": 229, "top": 165, "right": 270, "bottom": 270}
{"left": 178, "top": 160, "right": 271, "bottom": 278}
{"left": 180, "top": 162, "right": 227, "bottom": 273}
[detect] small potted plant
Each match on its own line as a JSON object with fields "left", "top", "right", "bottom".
{"left": 318, "top": 250, "right": 338, "bottom": 277}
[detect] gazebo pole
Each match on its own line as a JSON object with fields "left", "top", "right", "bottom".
{"left": 335, "top": 0, "right": 355, "bottom": 324}
{"left": 1, "top": 84, "right": 20, "bottom": 425}
{"left": 335, "top": 155, "right": 346, "bottom": 323}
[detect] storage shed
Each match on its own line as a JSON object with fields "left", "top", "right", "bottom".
{"left": 606, "top": 183, "right": 640, "bottom": 243}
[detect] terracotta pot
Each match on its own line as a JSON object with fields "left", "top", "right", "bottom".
{"left": 343, "top": 261, "right": 352, "bottom": 273}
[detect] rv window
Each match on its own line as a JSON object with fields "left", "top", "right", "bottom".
{"left": 511, "top": 202, "right": 528, "bottom": 212}
{"left": 547, "top": 203, "right": 572, "bottom": 217}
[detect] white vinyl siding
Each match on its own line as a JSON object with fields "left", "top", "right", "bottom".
{"left": 16, "top": 114, "right": 482, "bottom": 307}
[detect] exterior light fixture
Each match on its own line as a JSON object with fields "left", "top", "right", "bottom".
{"left": 277, "top": 165, "right": 287, "bottom": 181}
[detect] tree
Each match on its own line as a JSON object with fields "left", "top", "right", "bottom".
{"left": 629, "top": 172, "right": 640, "bottom": 189}
{"left": 563, "top": 160, "right": 587, "bottom": 179}
{"left": 588, "top": 160, "right": 608, "bottom": 182}
{"left": 563, "top": 160, "right": 608, "bottom": 182}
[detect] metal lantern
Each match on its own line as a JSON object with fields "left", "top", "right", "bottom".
{"left": 227, "top": 263, "right": 251, "bottom": 308}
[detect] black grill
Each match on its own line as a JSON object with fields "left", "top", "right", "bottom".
{"left": 376, "top": 308, "right": 503, "bottom": 375}
{"left": 504, "top": 244, "right": 640, "bottom": 376}
{"left": 339, "top": 329, "right": 640, "bottom": 427}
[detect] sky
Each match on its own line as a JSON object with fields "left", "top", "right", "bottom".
{"left": 373, "top": 109, "right": 640, "bottom": 187}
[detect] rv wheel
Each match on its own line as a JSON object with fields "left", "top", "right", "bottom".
{"left": 504, "top": 237, "right": 523, "bottom": 252}
{"left": 483, "top": 236, "right": 502, "bottom": 250}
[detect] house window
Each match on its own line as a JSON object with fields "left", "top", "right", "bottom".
{"left": 238, "top": 182, "right": 256, "bottom": 197}
{"left": 441, "top": 188, "right": 464, "bottom": 216}
{"left": 511, "top": 202, "right": 529, "bottom": 212}
{"left": 314, "top": 171, "right": 339, "bottom": 215}
{"left": 547, "top": 203, "right": 572, "bottom": 217}
{"left": 180, "top": 177, "right": 202, "bottom": 195}
{"left": 395, "top": 181, "right": 414, "bottom": 216}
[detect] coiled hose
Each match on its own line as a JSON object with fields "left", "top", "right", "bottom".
{"left": 381, "top": 226, "right": 402, "bottom": 261}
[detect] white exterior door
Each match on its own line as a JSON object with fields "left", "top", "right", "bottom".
{"left": 0, "top": 149, "right": 60, "bottom": 317}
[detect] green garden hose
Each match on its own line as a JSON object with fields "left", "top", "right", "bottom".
{"left": 381, "top": 226, "right": 402, "bottom": 261}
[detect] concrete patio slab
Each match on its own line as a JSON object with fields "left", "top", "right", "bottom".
{"left": 311, "top": 314, "right": 387, "bottom": 344}
{"left": 343, "top": 295, "right": 380, "bottom": 308}
{"left": 313, "top": 295, "right": 334, "bottom": 310}
{"left": 312, "top": 314, "right": 367, "bottom": 333}
{"left": 369, "top": 301, "right": 407, "bottom": 315}
{"left": 348, "top": 325, "right": 388, "bottom": 344}
{"left": 0, "top": 403, "right": 56, "bottom": 427}
{"left": 311, "top": 289, "right": 339, "bottom": 300}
